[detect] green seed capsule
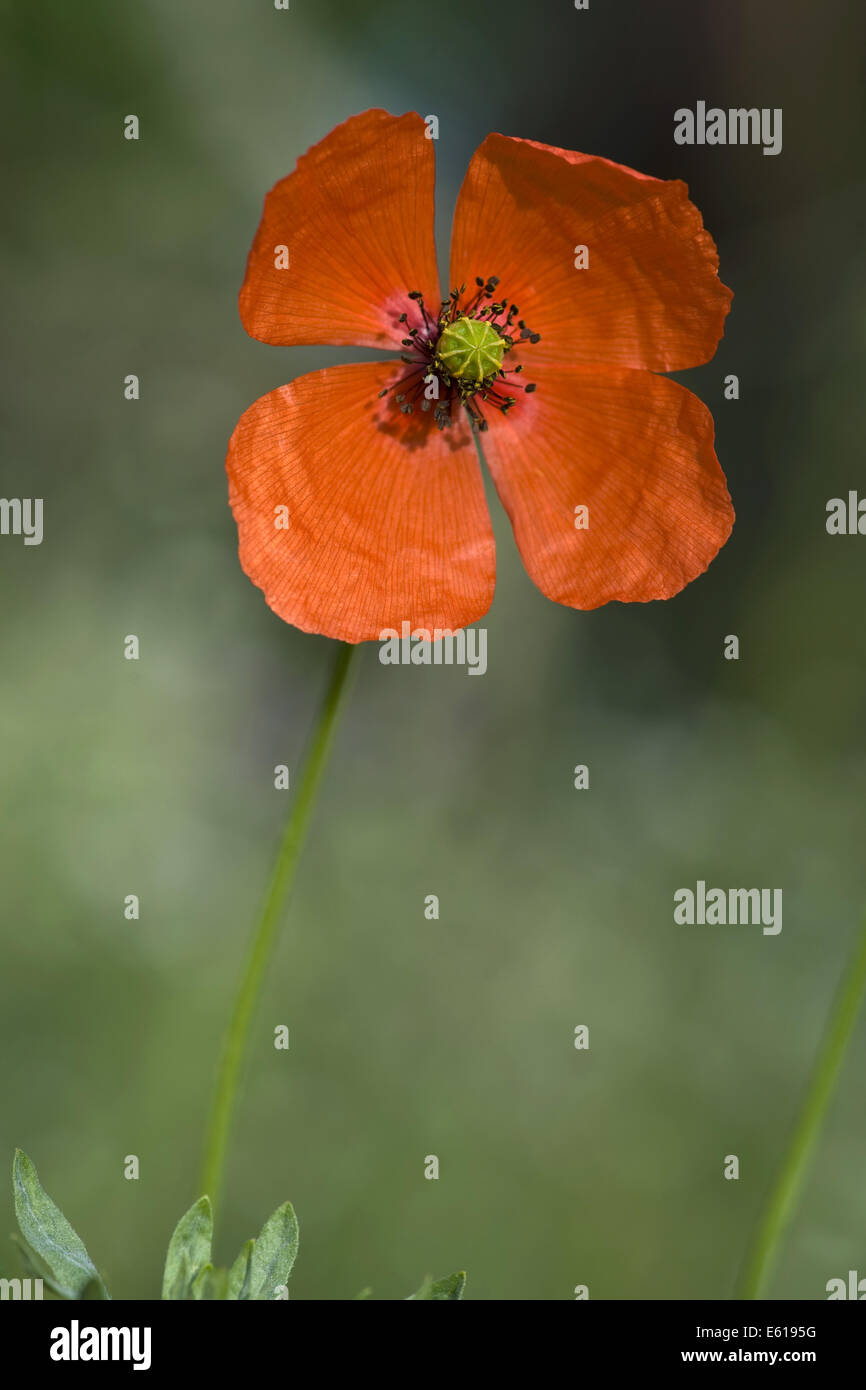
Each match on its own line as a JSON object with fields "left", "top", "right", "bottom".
{"left": 436, "top": 317, "right": 505, "bottom": 384}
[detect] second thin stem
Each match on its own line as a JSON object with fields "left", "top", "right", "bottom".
{"left": 737, "top": 911, "right": 866, "bottom": 1298}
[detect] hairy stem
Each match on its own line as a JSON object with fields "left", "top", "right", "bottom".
{"left": 199, "top": 642, "right": 360, "bottom": 1214}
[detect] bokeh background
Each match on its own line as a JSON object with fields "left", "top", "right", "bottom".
{"left": 1, "top": 0, "right": 865, "bottom": 1300}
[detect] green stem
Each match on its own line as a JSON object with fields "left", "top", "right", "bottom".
{"left": 199, "top": 642, "right": 360, "bottom": 1214}
{"left": 736, "top": 912, "right": 866, "bottom": 1299}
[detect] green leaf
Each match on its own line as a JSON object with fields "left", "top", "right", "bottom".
{"left": 188, "top": 1262, "right": 228, "bottom": 1300}
{"left": 245, "top": 1201, "right": 299, "bottom": 1300}
{"left": 161, "top": 1196, "right": 212, "bottom": 1300}
{"left": 188, "top": 1263, "right": 212, "bottom": 1300}
{"left": 408, "top": 1270, "right": 467, "bottom": 1301}
{"left": 10, "top": 1233, "right": 76, "bottom": 1300}
{"left": 11, "top": 1232, "right": 67, "bottom": 1299}
{"left": 226, "top": 1239, "right": 254, "bottom": 1300}
{"left": 12, "top": 1150, "right": 109, "bottom": 1300}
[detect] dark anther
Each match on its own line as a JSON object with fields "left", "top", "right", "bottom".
{"left": 382, "top": 273, "right": 539, "bottom": 428}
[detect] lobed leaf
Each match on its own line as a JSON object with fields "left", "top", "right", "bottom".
{"left": 245, "top": 1202, "right": 299, "bottom": 1300}
{"left": 189, "top": 1262, "right": 228, "bottom": 1300}
{"left": 226, "top": 1238, "right": 254, "bottom": 1300}
{"left": 12, "top": 1150, "right": 108, "bottom": 1300}
{"left": 408, "top": 1270, "right": 467, "bottom": 1300}
{"left": 161, "top": 1196, "right": 213, "bottom": 1300}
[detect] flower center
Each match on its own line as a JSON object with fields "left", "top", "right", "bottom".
{"left": 378, "top": 277, "right": 539, "bottom": 432}
{"left": 436, "top": 317, "right": 505, "bottom": 383}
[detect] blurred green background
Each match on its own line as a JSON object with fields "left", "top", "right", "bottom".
{"left": 1, "top": 0, "right": 865, "bottom": 1300}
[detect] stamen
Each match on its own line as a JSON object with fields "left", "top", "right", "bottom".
{"left": 381, "top": 278, "right": 541, "bottom": 432}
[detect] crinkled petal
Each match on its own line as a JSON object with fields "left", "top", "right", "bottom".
{"left": 240, "top": 109, "right": 441, "bottom": 349}
{"left": 226, "top": 362, "right": 496, "bottom": 641}
{"left": 480, "top": 363, "right": 733, "bottom": 607}
{"left": 450, "top": 134, "right": 731, "bottom": 371}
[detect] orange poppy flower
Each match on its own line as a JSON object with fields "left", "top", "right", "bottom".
{"left": 227, "top": 109, "right": 733, "bottom": 643}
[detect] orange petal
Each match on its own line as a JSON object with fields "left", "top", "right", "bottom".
{"left": 226, "top": 363, "right": 496, "bottom": 642}
{"left": 481, "top": 364, "right": 733, "bottom": 607}
{"left": 239, "top": 110, "right": 441, "bottom": 349}
{"left": 450, "top": 134, "right": 731, "bottom": 372}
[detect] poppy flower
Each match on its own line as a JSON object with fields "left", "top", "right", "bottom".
{"left": 227, "top": 109, "right": 733, "bottom": 643}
